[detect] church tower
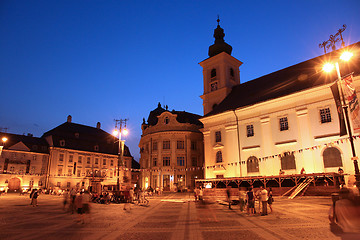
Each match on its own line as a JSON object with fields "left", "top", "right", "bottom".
{"left": 200, "top": 18, "right": 243, "bottom": 115}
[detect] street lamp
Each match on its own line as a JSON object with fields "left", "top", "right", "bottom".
{"left": 113, "top": 119, "right": 128, "bottom": 191}
{"left": 323, "top": 50, "right": 360, "bottom": 188}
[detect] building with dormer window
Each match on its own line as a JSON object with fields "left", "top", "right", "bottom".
{"left": 139, "top": 103, "right": 204, "bottom": 191}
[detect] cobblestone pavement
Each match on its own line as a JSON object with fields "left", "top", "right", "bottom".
{"left": 0, "top": 192, "right": 343, "bottom": 240}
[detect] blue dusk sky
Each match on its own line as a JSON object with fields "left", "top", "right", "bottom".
{"left": 1, "top": 0, "right": 360, "bottom": 160}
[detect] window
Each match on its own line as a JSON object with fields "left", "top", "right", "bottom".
{"left": 153, "top": 158, "right": 157, "bottom": 167}
{"left": 177, "top": 156, "right": 185, "bottom": 166}
{"left": 60, "top": 140, "right": 65, "bottom": 147}
{"left": 279, "top": 117, "right": 289, "bottom": 131}
{"left": 216, "top": 151, "right": 223, "bottom": 163}
{"left": 211, "top": 68, "right": 217, "bottom": 79}
{"left": 110, "top": 159, "right": 114, "bottom": 166}
{"left": 247, "top": 124, "right": 254, "bottom": 137}
{"left": 77, "top": 170, "right": 81, "bottom": 177}
{"left": 67, "top": 168, "right": 72, "bottom": 176}
{"left": 191, "top": 141, "right": 197, "bottom": 150}
{"left": 323, "top": 147, "right": 343, "bottom": 168}
{"left": 95, "top": 158, "right": 99, "bottom": 165}
{"left": 87, "top": 157, "right": 91, "bottom": 164}
{"left": 320, "top": 108, "right": 332, "bottom": 123}
{"left": 280, "top": 151, "right": 296, "bottom": 170}
{"left": 9, "top": 166, "right": 15, "bottom": 172}
{"left": 247, "top": 156, "right": 259, "bottom": 173}
{"left": 69, "top": 155, "right": 73, "bottom": 163}
{"left": 215, "top": 131, "right": 221, "bottom": 143}
{"left": 30, "top": 166, "right": 35, "bottom": 174}
{"left": 75, "top": 133, "right": 79, "bottom": 138}
{"left": 152, "top": 141, "right": 158, "bottom": 151}
{"left": 38, "top": 181, "right": 43, "bottom": 186}
{"left": 230, "top": 68, "right": 235, "bottom": 78}
{"left": 67, "top": 182, "right": 71, "bottom": 188}
{"left": 163, "top": 140, "right": 170, "bottom": 150}
{"left": 163, "top": 156, "right": 170, "bottom": 166}
{"left": 103, "top": 159, "right": 106, "bottom": 165}
{"left": 191, "top": 157, "right": 197, "bottom": 167}
{"left": 211, "top": 82, "right": 218, "bottom": 91}
{"left": 59, "top": 154, "right": 64, "bottom": 163}
{"left": 94, "top": 145, "right": 99, "bottom": 151}
{"left": 177, "top": 140, "right": 184, "bottom": 149}
{"left": 57, "top": 167, "right": 62, "bottom": 176}
{"left": 164, "top": 117, "right": 170, "bottom": 124}
{"left": 57, "top": 182, "right": 61, "bottom": 187}
{"left": 33, "top": 155, "right": 37, "bottom": 161}
{"left": 216, "top": 175, "right": 224, "bottom": 178}
{"left": 29, "top": 180, "right": 34, "bottom": 186}
{"left": 78, "top": 156, "right": 82, "bottom": 164}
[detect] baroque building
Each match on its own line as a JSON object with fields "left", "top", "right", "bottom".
{"left": 139, "top": 103, "right": 204, "bottom": 191}
{"left": 0, "top": 133, "right": 49, "bottom": 192}
{"left": 199, "top": 20, "right": 360, "bottom": 186}
{"left": 0, "top": 116, "right": 136, "bottom": 192}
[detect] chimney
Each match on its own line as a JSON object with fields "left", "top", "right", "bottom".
{"left": 96, "top": 122, "right": 101, "bottom": 129}
{"left": 67, "top": 115, "right": 72, "bottom": 123}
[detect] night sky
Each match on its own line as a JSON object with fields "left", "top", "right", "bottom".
{"left": 1, "top": 0, "right": 360, "bottom": 160}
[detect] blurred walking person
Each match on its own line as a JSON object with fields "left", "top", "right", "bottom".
{"left": 30, "top": 189, "right": 39, "bottom": 207}
{"left": 63, "top": 190, "right": 69, "bottom": 211}
{"left": 74, "top": 192, "right": 84, "bottom": 224}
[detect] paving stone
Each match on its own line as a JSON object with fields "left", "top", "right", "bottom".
{"left": 202, "top": 230, "right": 266, "bottom": 240}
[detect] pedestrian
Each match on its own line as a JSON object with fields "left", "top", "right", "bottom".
{"left": 246, "top": 187, "right": 255, "bottom": 215}
{"left": 267, "top": 187, "right": 274, "bottom": 213}
{"left": 194, "top": 188, "right": 199, "bottom": 202}
{"left": 129, "top": 188, "right": 134, "bottom": 203}
{"left": 238, "top": 187, "right": 246, "bottom": 212}
{"left": 63, "top": 189, "right": 69, "bottom": 211}
{"left": 123, "top": 188, "right": 131, "bottom": 211}
{"left": 30, "top": 189, "right": 39, "bottom": 207}
{"left": 82, "top": 191, "right": 91, "bottom": 223}
{"left": 199, "top": 187, "right": 203, "bottom": 202}
{"left": 329, "top": 187, "right": 360, "bottom": 239}
{"left": 255, "top": 187, "right": 261, "bottom": 214}
{"left": 69, "top": 188, "right": 77, "bottom": 213}
{"left": 259, "top": 186, "right": 268, "bottom": 216}
{"left": 226, "top": 186, "right": 232, "bottom": 209}
{"left": 74, "top": 192, "right": 84, "bottom": 224}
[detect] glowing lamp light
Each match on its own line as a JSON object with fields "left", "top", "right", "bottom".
{"left": 2, "top": 137, "right": 7, "bottom": 143}
{"left": 112, "top": 129, "right": 119, "bottom": 137}
{"left": 323, "top": 63, "right": 334, "bottom": 73}
{"left": 340, "top": 51, "right": 353, "bottom": 61}
{"left": 122, "top": 129, "right": 129, "bottom": 136}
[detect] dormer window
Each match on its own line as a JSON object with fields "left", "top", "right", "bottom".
{"left": 75, "top": 133, "right": 80, "bottom": 138}
{"left": 94, "top": 145, "right": 99, "bottom": 151}
{"left": 60, "top": 140, "right": 65, "bottom": 147}
{"left": 164, "top": 117, "right": 170, "bottom": 124}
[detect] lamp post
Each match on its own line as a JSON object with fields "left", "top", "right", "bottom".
{"left": 323, "top": 51, "right": 360, "bottom": 188}
{"left": 113, "top": 119, "right": 128, "bottom": 191}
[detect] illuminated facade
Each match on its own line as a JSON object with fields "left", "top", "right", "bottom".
{"left": 0, "top": 116, "right": 135, "bottom": 192}
{"left": 0, "top": 133, "right": 49, "bottom": 192}
{"left": 200, "top": 21, "right": 360, "bottom": 185}
{"left": 42, "top": 116, "right": 133, "bottom": 192}
{"left": 139, "top": 103, "right": 204, "bottom": 191}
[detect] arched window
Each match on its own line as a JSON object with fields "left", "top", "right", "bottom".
{"left": 323, "top": 147, "right": 343, "bottom": 168}
{"left": 211, "top": 69, "right": 217, "bottom": 78}
{"left": 230, "top": 68, "right": 234, "bottom": 77}
{"left": 280, "top": 151, "right": 296, "bottom": 170}
{"left": 216, "top": 151, "right": 222, "bottom": 163}
{"left": 247, "top": 156, "right": 259, "bottom": 173}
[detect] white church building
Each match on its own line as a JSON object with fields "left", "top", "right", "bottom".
{"left": 199, "top": 20, "right": 360, "bottom": 188}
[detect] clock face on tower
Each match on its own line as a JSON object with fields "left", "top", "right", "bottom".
{"left": 211, "top": 82, "right": 218, "bottom": 91}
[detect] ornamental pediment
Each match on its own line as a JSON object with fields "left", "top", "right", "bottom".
{"left": 8, "top": 142, "right": 30, "bottom": 151}
{"left": 213, "top": 143, "right": 224, "bottom": 150}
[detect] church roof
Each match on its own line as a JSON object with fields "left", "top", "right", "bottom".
{"left": 0, "top": 132, "right": 49, "bottom": 153}
{"left": 205, "top": 41, "right": 360, "bottom": 117}
{"left": 146, "top": 103, "right": 203, "bottom": 127}
{"left": 42, "top": 121, "right": 132, "bottom": 157}
{"left": 208, "top": 18, "right": 232, "bottom": 58}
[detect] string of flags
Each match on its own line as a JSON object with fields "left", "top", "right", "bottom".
{"left": 125, "top": 135, "right": 360, "bottom": 173}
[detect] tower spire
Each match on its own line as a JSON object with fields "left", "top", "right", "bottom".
{"left": 208, "top": 17, "right": 232, "bottom": 57}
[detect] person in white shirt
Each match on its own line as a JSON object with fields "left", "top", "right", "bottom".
{"left": 259, "top": 186, "right": 268, "bottom": 216}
